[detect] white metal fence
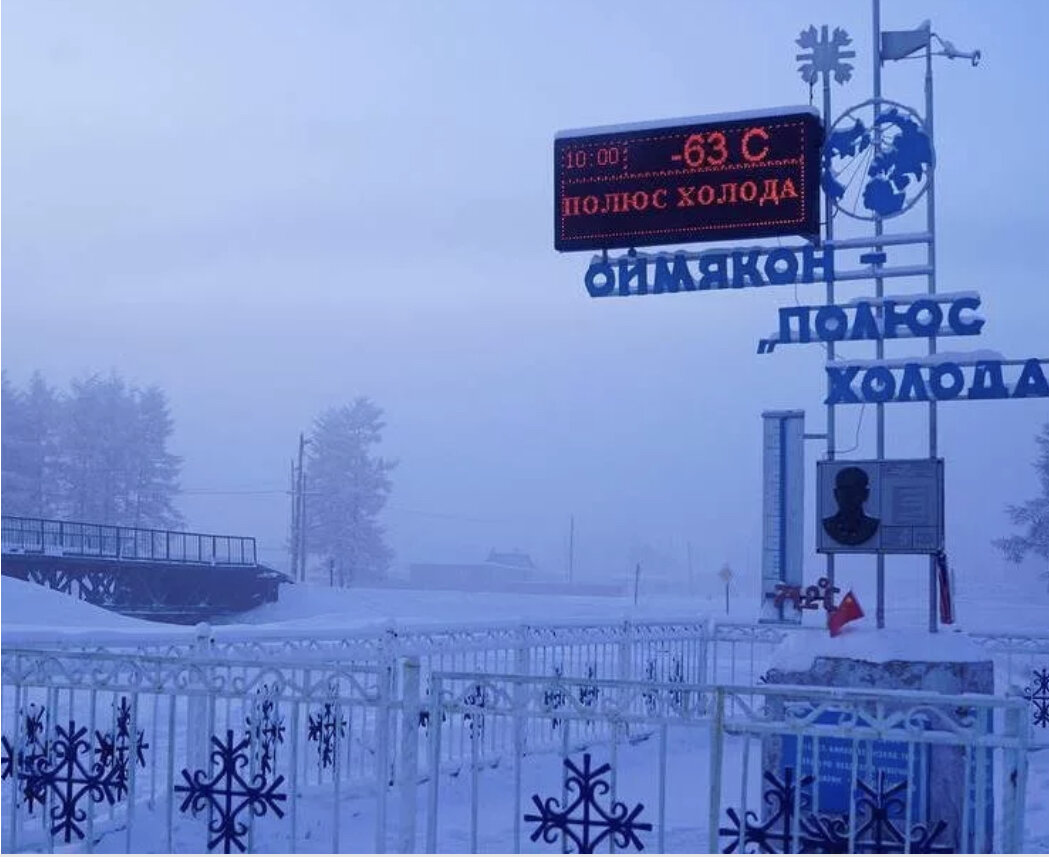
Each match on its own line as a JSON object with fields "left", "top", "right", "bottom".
{"left": 422, "top": 672, "right": 1032, "bottom": 854}
{"left": 1, "top": 648, "right": 394, "bottom": 854}
{"left": 2, "top": 617, "right": 1044, "bottom": 853}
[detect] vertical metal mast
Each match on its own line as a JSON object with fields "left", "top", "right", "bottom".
{"left": 872, "top": 0, "right": 887, "bottom": 629}
{"left": 822, "top": 27, "right": 837, "bottom": 599}
{"left": 925, "top": 33, "right": 939, "bottom": 634}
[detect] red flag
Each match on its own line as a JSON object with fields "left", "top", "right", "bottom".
{"left": 936, "top": 552, "right": 954, "bottom": 625}
{"left": 828, "top": 590, "right": 864, "bottom": 637}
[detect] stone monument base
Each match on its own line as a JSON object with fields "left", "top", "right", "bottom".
{"left": 760, "top": 628, "right": 994, "bottom": 853}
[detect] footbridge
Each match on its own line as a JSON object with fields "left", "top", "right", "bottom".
{"left": 0, "top": 515, "right": 289, "bottom": 624}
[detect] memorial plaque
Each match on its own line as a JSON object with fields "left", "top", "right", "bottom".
{"left": 817, "top": 458, "right": 944, "bottom": 554}
{"left": 779, "top": 710, "right": 930, "bottom": 820}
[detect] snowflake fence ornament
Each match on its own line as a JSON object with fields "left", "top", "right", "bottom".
{"left": 462, "top": 684, "right": 487, "bottom": 738}
{"left": 4, "top": 703, "right": 51, "bottom": 812}
{"left": 641, "top": 655, "right": 686, "bottom": 714}
{"left": 578, "top": 665, "right": 599, "bottom": 709}
{"left": 1025, "top": 667, "right": 1049, "bottom": 729}
{"left": 94, "top": 695, "right": 148, "bottom": 797}
{"left": 718, "top": 769, "right": 953, "bottom": 854}
{"left": 174, "top": 729, "right": 287, "bottom": 854}
{"left": 543, "top": 666, "right": 568, "bottom": 729}
{"left": 245, "top": 685, "right": 285, "bottom": 782}
{"left": 17, "top": 720, "right": 127, "bottom": 843}
{"left": 524, "top": 752, "right": 652, "bottom": 853}
{"left": 306, "top": 688, "right": 347, "bottom": 772}
{"left": 0, "top": 699, "right": 150, "bottom": 844}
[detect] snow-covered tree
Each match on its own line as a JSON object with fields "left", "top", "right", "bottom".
{"left": 57, "top": 373, "right": 183, "bottom": 527}
{"left": 305, "top": 398, "right": 395, "bottom": 584}
{"left": 0, "top": 370, "right": 185, "bottom": 527}
{"left": 1, "top": 371, "right": 61, "bottom": 516}
{"left": 995, "top": 421, "right": 1049, "bottom": 590}
{"left": 122, "top": 385, "right": 183, "bottom": 526}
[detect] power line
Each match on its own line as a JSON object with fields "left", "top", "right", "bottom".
{"left": 174, "top": 487, "right": 516, "bottom": 524}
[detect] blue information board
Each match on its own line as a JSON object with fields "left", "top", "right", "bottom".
{"left": 779, "top": 710, "right": 929, "bottom": 820}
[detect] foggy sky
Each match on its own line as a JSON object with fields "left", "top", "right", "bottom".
{"left": 3, "top": 0, "right": 1048, "bottom": 610}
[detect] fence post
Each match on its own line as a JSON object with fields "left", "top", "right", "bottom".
{"left": 186, "top": 623, "right": 212, "bottom": 769}
{"left": 397, "top": 657, "right": 421, "bottom": 853}
{"left": 514, "top": 625, "right": 530, "bottom": 754}
{"left": 513, "top": 624, "right": 530, "bottom": 853}
{"left": 1002, "top": 701, "right": 1030, "bottom": 852}
{"left": 707, "top": 688, "right": 725, "bottom": 854}
{"left": 618, "top": 619, "right": 632, "bottom": 680}
{"left": 697, "top": 618, "right": 711, "bottom": 689}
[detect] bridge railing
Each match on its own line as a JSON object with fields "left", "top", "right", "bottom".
{"left": 0, "top": 515, "right": 257, "bottom": 566}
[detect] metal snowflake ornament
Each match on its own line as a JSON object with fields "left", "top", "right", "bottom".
{"left": 307, "top": 696, "right": 346, "bottom": 771}
{"left": 796, "top": 25, "right": 855, "bottom": 85}
{"left": 1025, "top": 667, "right": 1049, "bottom": 728}
{"left": 462, "top": 684, "right": 487, "bottom": 738}
{"left": 524, "top": 752, "right": 652, "bottom": 853}
{"left": 720, "top": 768, "right": 813, "bottom": 853}
{"left": 94, "top": 696, "right": 148, "bottom": 798}
{"left": 1, "top": 735, "right": 12, "bottom": 781}
{"left": 18, "top": 720, "right": 125, "bottom": 843}
{"left": 174, "top": 729, "right": 287, "bottom": 854}
{"left": 719, "top": 770, "right": 952, "bottom": 854}
{"left": 11, "top": 703, "right": 51, "bottom": 813}
{"left": 245, "top": 685, "right": 285, "bottom": 781}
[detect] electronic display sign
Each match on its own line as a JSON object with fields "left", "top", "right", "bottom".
{"left": 554, "top": 107, "right": 822, "bottom": 252}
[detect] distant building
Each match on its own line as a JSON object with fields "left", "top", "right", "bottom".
{"left": 408, "top": 547, "right": 555, "bottom": 589}
{"left": 484, "top": 549, "right": 536, "bottom": 570}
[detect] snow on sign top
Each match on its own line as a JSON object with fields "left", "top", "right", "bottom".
{"left": 554, "top": 105, "right": 822, "bottom": 252}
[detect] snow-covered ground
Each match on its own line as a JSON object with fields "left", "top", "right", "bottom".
{"left": 6, "top": 569, "right": 1048, "bottom": 639}
{"left": 2, "top": 575, "right": 1047, "bottom": 853}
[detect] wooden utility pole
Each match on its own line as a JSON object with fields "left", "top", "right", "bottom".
{"left": 568, "top": 515, "right": 575, "bottom": 583}
{"left": 294, "top": 433, "right": 307, "bottom": 583}
{"left": 298, "top": 471, "right": 308, "bottom": 582}
{"left": 289, "top": 458, "right": 299, "bottom": 579}
{"left": 686, "top": 541, "right": 694, "bottom": 592}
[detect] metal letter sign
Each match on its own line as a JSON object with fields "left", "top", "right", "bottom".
{"left": 817, "top": 459, "right": 944, "bottom": 554}
{"left": 554, "top": 107, "right": 822, "bottom": 252}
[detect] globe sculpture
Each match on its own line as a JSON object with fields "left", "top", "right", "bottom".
{"left": 821, "top": 99, "right": 934, "bottom": 221}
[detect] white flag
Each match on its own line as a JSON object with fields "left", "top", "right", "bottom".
{"left": 881, "top": 21, "right": 931, "bottom": 61}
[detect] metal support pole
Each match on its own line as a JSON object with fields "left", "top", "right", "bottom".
{"left": 822, "top": 56, "right": 837, "bottom": 597}
{"left": 398, "top": 658, "right": 421, "bottom": 853}
{"left": 925, "top": 37, "right": 939, "bottom": 634}
{"left": 873, "top": 0, "right": 886, "bottom": 629}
